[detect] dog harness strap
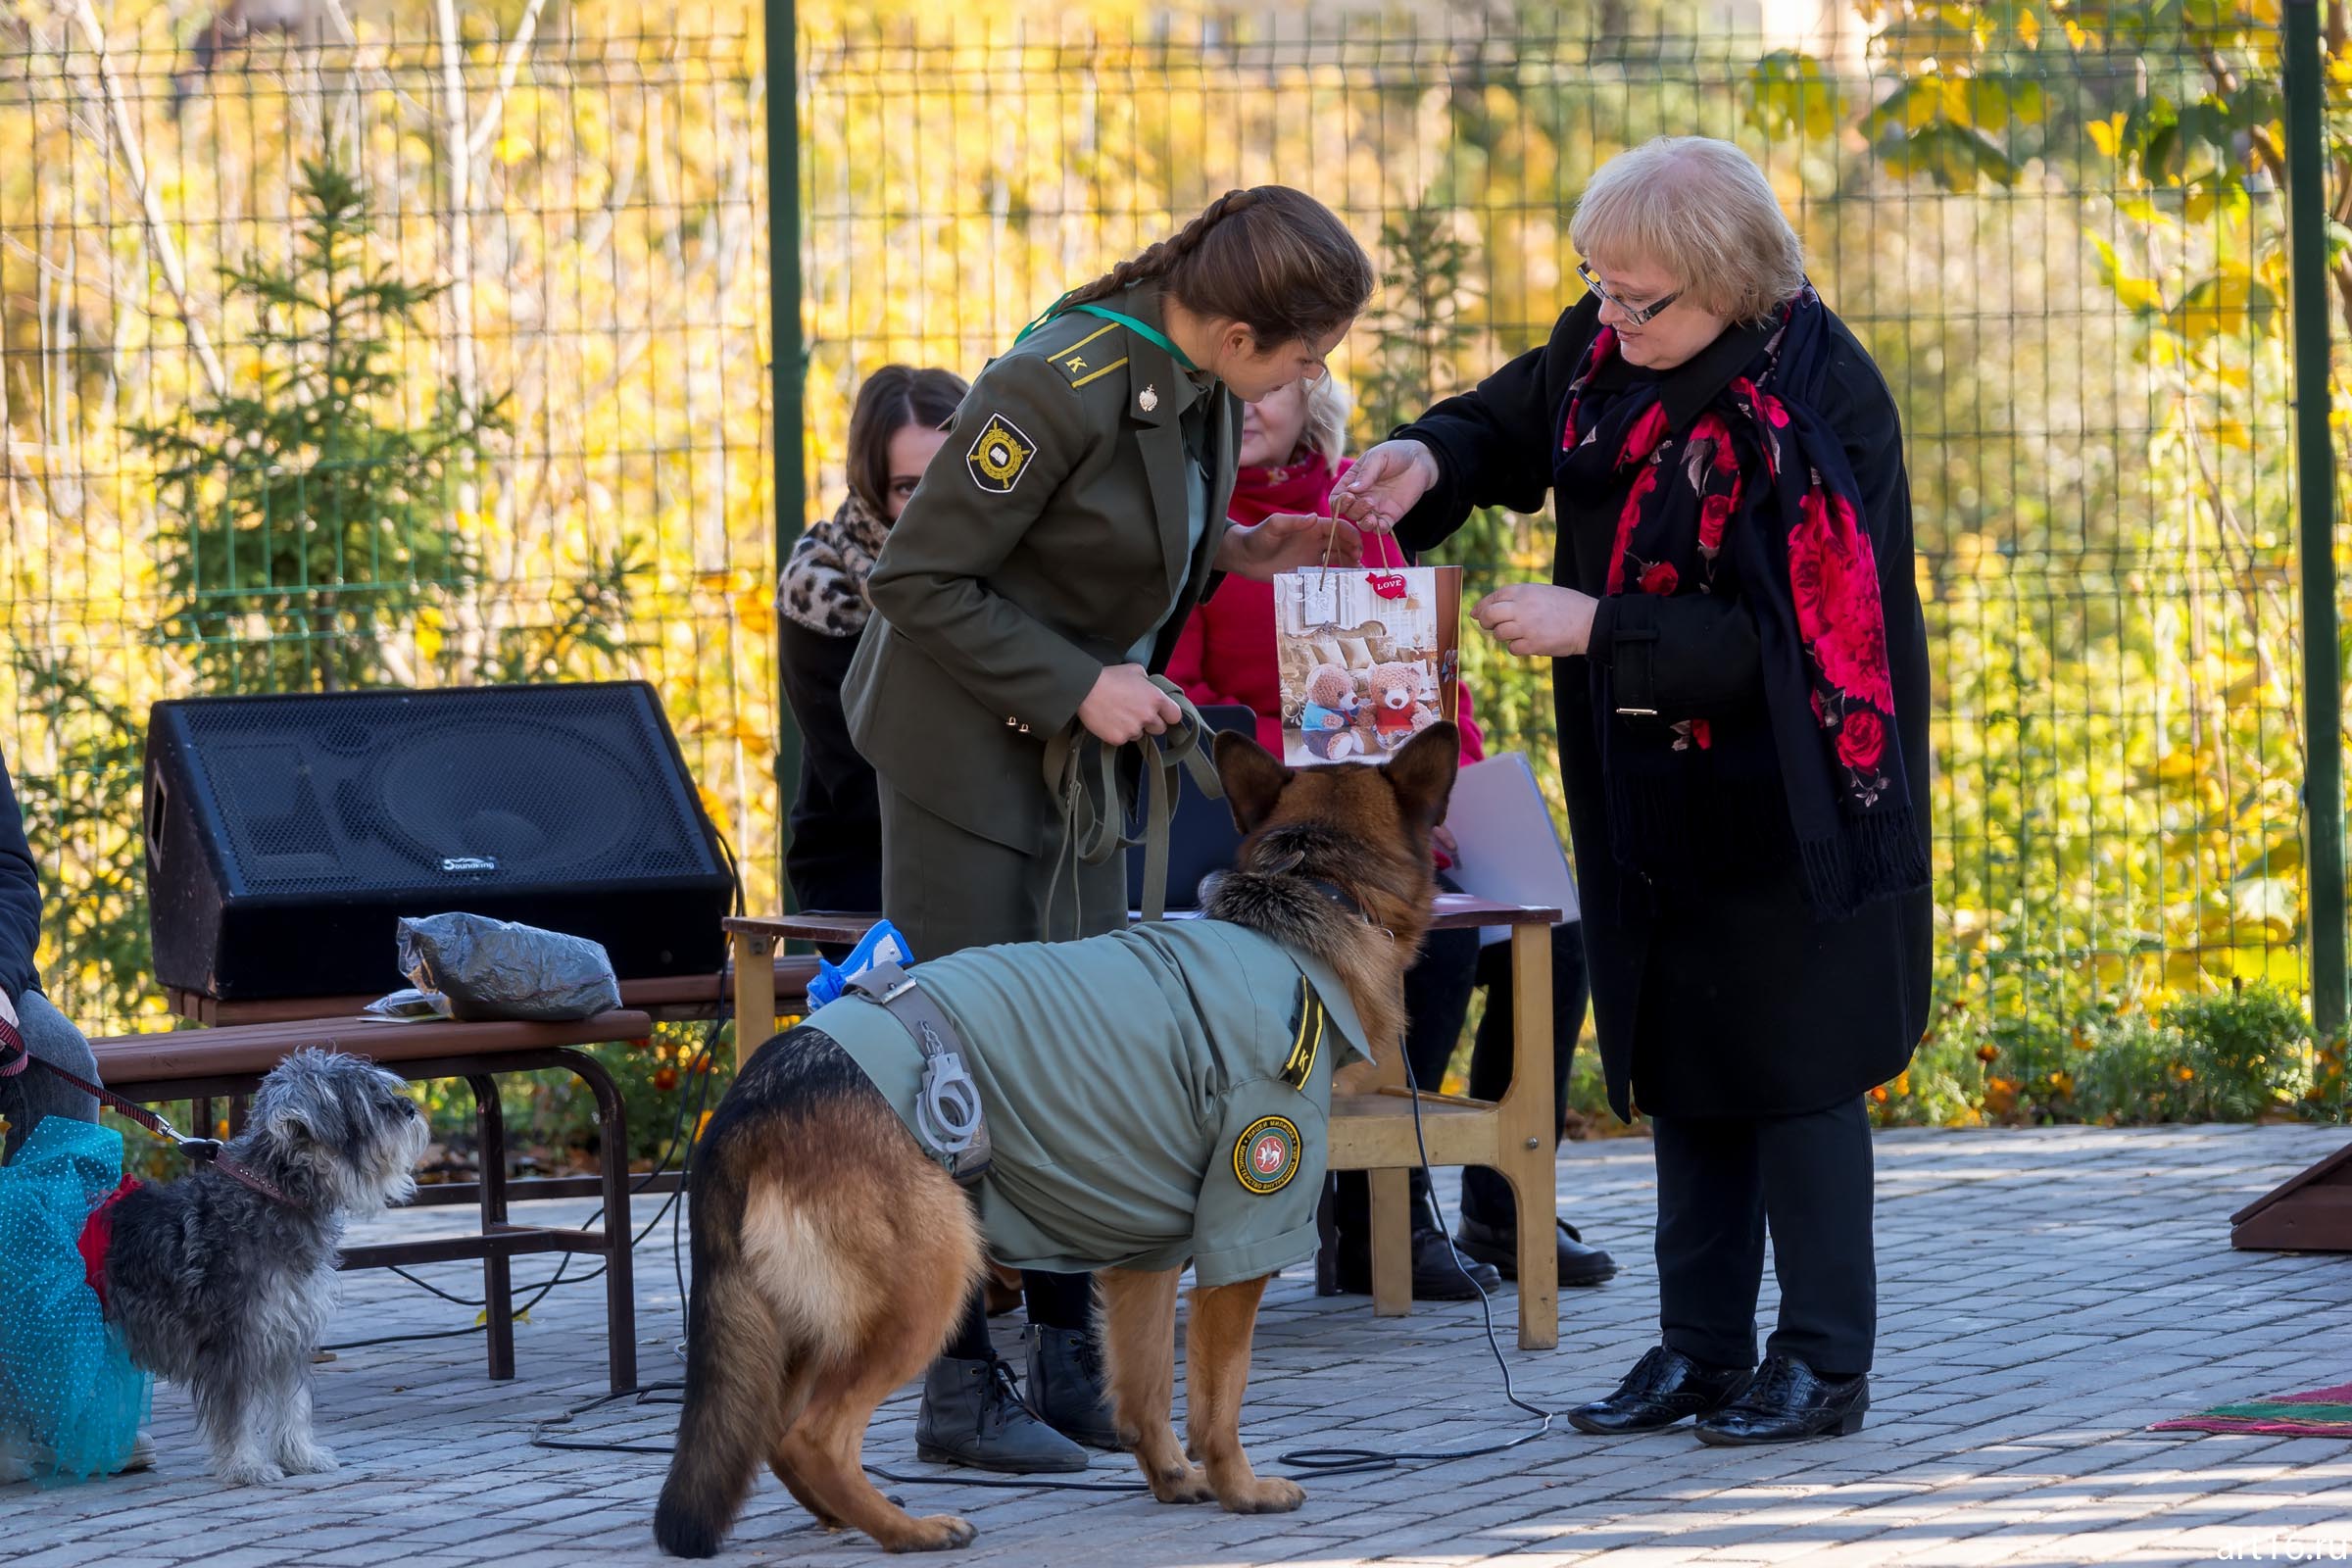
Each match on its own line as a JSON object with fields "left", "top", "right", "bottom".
{"left": 75, "top": 1176, "right": 141, "bottom": 1310}
{"left": 846, "top": 961, "right": 993, "bottom": 1186}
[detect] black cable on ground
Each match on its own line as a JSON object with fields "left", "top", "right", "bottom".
{"left": 1270, "top": 1054, "right": 1557, "bottom": 1477}
{"left": 519, "top": 1054, "right": 1561, "bottom": 1488}
{"left": 331, "top": 836, "right": 747, "bottom": 1353}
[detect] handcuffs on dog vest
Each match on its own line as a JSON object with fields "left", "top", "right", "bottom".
{"left": 846, "top": 960, "right": 993, "bottom": 1186}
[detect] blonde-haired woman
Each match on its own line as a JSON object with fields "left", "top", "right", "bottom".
{"left": 1338, "top": 135, "right": 1932, "bottom": 1445}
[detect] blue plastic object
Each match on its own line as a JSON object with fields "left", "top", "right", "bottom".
{"left": 806, "top": 919, "right": 917, "bottom": 1007}
{"left": 0, "top": 1117, "right": 151, "bottom": 1485}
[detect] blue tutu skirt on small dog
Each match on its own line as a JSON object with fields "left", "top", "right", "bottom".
{"left": 0, "top": 1115, "right": 151, "bottom": 1484}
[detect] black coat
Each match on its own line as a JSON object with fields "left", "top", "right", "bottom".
{"left": 1396, "top": 296, "right": 1933, "bottom": 1120}
{"left": 778, "top": 614, "right": 884, "bottom": 915}
{"left": 0, "top": 752, "right": 41, "bottom": 999}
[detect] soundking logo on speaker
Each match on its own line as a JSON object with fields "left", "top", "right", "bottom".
{"left": 440, "top": 857, "right": 499, "bottom": 873}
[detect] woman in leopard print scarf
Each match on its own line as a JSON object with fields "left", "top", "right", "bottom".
{"left": 777, "top": 366, "right": 966, "bottom": 912}
{"left": 779, "top": 489, "right": 893, "bottom": 637}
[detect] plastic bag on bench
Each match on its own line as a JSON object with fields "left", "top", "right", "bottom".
{"left": 395, "top": 912, "right": 623, "bottom": 1022}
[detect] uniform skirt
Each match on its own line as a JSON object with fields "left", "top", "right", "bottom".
{"left": 879, "top": 783, "right": 1130, "bottom": 957}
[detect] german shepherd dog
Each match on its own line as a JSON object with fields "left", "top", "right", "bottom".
{"left": 653, "top": 723, "right": 1457, "bottom": 1558}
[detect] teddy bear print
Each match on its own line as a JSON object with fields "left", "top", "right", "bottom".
{"left": 1365, "top": 661, "right": 1437, "bottom": 752}
{"left": 1298, "top": 662, "right": 1364, "bottom": 760}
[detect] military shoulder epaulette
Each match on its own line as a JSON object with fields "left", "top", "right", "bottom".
{"left": 1042, "top": 318, "right": 1130, "bottom": 390}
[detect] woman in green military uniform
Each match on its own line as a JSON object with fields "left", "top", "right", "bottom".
{"left": 844, "top": 185, "right": 1375, "bottom": 1472}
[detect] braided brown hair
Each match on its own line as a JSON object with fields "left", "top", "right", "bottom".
{"left": 1063, "top": 186, "right": 1375, "bottom": 348}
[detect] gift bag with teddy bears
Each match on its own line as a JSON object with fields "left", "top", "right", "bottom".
{"left": 1271, "top": 564, "right": 1463, "bottom": 767}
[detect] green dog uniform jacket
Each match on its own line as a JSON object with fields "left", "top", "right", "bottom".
{"left": 804, "top": 917, "right": 1373, "bottom": 1288}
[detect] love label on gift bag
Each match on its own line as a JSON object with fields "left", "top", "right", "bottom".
{"left": 1270, "top": 564, "right": 1462, "bottom": 768}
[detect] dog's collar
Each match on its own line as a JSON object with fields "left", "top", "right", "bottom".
{"left": 186, "top": 1142, "right": 305, "bottom": 1209}
{"left": 1304, "top": 878, "right": 1367, "bottom": 920}
{"left": 1305, "top": 879, "right": 1394, "bottom": 940}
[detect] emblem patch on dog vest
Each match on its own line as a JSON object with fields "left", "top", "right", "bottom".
{"left": 966, "top": 414, "right": 1035, "bottom": 493}
{"left": 1280, "top": 978, "right": 1325, "bottom": 1091}
{"left": 1234, "top": 1114, "right": 1302, "bottom": 1196}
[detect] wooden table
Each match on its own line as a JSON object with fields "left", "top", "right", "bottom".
{"left": 724, "top": 894, "right": 1564, "bottom": 1350}
{"left": 164, "top": 957, "right": 824, "bottom": 1028}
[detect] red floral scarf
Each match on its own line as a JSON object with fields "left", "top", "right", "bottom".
{"left": 1558, "top": 287, "right": 1926, "bottom": 918}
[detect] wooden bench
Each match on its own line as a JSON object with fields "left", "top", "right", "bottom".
{"left": 725, "top": 900, "right": 1564, "bottom": 1350}
{"left": 90, "top": 1008, "right": 655, "bottom": 1395}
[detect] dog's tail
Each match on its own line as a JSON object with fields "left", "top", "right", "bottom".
{"left": 653, "top": 1131, "right": 814, "bottom": 1559}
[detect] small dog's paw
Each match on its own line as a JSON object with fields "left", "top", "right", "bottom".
{"left": 884, "top": 1513, "right": 975, "bottom": 1552}
{"left": 219, "top": 1458, "right": 286, "bottom": 1487}
{"left": 1217, "top": 1477, "right": 1305, "bottom": 1515}
{"left": 278, "top": 1443, "right": 339, "bottom": 1476}
{"left": 1145, "top": 1462, "right": 1213, "bottom": 1505}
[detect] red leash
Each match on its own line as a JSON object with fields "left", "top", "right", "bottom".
{"left": 0, "top": 1015, "right": 304, "bottom": 1209}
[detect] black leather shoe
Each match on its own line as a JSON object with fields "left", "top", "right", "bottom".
{"left": 914, "top": 1356, "right": 1090, "bottom": 1473}
{"left": 1451, "top": 1213, "right": 1618, "bottom": 1286}
{"left": 1322, "top": 1226, "right": 1502, "bottom": 1300}
{"left": 1693, "top": 1355, "right": 1868, "bottom": 1446}
{"left": 1568, "top": 1346, "right": 1751, "bottom": 1435}
{"left": 1022, "top": 1325, "right": 1122, "bottom": 1451}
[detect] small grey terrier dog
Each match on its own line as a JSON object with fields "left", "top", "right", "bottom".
{"left": 104, "top": 1048, "right": 430, "bottom": 1485}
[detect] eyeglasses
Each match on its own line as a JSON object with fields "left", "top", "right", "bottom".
{"left": 1578, "top": 262, "right": 1682, "bottom": 327}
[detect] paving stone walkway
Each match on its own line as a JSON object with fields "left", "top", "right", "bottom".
{"left": 8, "top": 1123, "right": 2350, "bottom": 1567}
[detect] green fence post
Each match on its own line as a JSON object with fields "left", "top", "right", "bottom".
{"left": 766, "top": 0, "right": 803, "bottom": 913}
{"left": 2287, "top": 0, "right": 2346, "bottom": 1041}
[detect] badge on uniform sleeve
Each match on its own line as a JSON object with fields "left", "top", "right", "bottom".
{"left": 1233, "top": 1114, "right": 1302, "bottom": 1196}
{"left": 966, "top": 414, "right": 1035, "bottom": 494}
{"left": 1280, "top": 978, "right": 1326, "bottom": 1091}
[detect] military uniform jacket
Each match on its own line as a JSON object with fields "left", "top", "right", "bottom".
{"left": 807, "top": 918, "right": 1371, "bottom": 1288}
{"left": 843, "top": 282, "right": 1244, "bottom": 854}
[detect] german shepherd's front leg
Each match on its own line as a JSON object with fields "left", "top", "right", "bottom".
{"left": 1098, "top": 1267, "right": 1212, "bottom": 1504}
{"left": 1184, "top": 1276, "right": 1303, "bottom": 1514}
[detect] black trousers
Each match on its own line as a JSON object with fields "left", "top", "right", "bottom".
{"left": 1650, "top": 1096, "right": 1876, "bottom": 1376}
{"left": 1332, "top": 915, "right": 1591, "bottom": 1241}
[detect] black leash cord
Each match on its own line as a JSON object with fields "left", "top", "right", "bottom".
{"left": 333, "top": 831, "right": 747, "bottom": 1352}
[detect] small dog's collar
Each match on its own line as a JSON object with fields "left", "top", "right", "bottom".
{"left": 184, "top": 1142, "right": 305, "bottom": 1209}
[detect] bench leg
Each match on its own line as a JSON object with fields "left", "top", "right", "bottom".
{"left": 468, "top": 1074, "right": 516, "bottom": 1382}
{"left": 1501, "top": 926, "right": 1559, "bottom": 1351}
{"left": 566, "top": 1050, "right": 638, "bottom": 1396}
{"left": 1367, "top": 1168, "right": 1412, "bottom": 1317}
{"left": 732, "top": 933, "right": 777, "bottom": 1071}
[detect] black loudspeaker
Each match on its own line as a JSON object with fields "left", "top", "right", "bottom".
{"left": 145, "top": 681, "right": 734, "bottom": 1000}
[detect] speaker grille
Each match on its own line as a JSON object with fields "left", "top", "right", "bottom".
{"left": 172, "top": 685, "right": 716, "bottom": 896}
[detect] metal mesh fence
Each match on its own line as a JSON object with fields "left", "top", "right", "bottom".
{"left": 1, "top": 3, "right": 2338, "bottom": 1122}
{"left": 1, "top": 3, "right": 773, "bottom": 1032}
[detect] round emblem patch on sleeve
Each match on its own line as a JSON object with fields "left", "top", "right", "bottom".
{"left": 965, "top": 414, "right": 1036, "bottom": 494}
{"left": 1233, "top": 1114, "right": 1302, "bottom": 1196}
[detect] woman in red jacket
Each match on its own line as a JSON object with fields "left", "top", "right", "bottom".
{"left": 1170, "top": 378, "right": 1616, "bottom": 1297}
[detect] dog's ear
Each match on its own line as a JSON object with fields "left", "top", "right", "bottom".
{"left": 1213, "top": 729, "right": 1292, "bottom": 835}
{"left": 1385, "top": 721, "right": 1460, "bottom": 830}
